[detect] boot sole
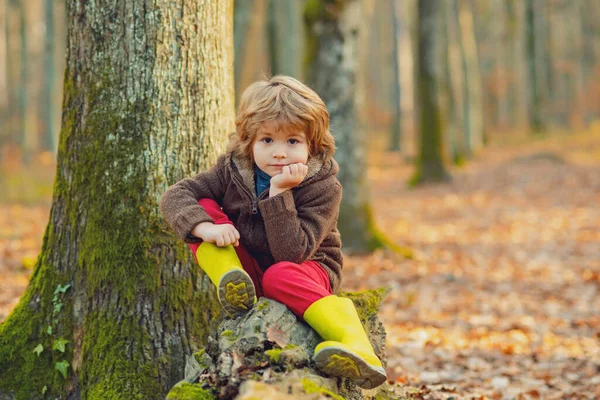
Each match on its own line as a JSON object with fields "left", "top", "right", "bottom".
{"left": 218, "top": 269, "right": 256, "bottom": 318}
{"left": 314, "top": 346, "right": 387, "bottom": 389}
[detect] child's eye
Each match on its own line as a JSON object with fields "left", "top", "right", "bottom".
{"left": 288, "top": 139, "right": 299, "bottom": 145}
{"left": 262, "top": 138, "right": 272, "bottom": 144}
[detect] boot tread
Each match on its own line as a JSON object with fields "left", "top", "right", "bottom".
{"left": 218, "top": 269, "right": 256, "bottom": 317}
{"left": 314, "top": 345, "right": 387, "bottom": 389}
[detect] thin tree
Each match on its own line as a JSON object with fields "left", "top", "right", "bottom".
{"left": 456, "top": 0, "right": 484, "bottom": 154}
{"left": 0, "top": 0, "right": 7, "bottom": 148}
{"left": 411, "top": 0, "right": 451, "bottom": 185}
{"left": 268, "top": 0, "right": 304, "bottom": 79}
{"left": 389, "top": 0, "right": 402, "bottom": 152}
{"left": 42, "top": 0, "right": 57, "bottom": 153}
{"left": 0, "top": 0, "right": 234, "bottom": 398}
{"left": 304, "top": 0, "right": 384, "bottom": 252}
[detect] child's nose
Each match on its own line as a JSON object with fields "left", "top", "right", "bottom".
{"left": 273, "top": 146, "right": 286, "bottom": 158}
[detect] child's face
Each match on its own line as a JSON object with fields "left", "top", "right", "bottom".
{"left": 252, "top": 123, "right": 309, "bottom": 177}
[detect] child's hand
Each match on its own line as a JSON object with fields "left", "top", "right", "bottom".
{"left": 192, "top": 222, "right": 240, "bottom": 247}
{"left": 269, "top": 163, "right": 308, "bottom": 197}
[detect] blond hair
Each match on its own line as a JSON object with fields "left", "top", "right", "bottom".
{"left": 229, "top": 75, "right": 335, "bottom": 165}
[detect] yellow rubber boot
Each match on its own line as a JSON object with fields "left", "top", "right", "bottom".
{"left": 195, "top": 243, "right": 256, "bottom": 317}
{"left": 303, "top": 295, "right": 387, "bottom": 389}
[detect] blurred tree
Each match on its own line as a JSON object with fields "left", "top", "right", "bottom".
{"left": 268, "top": 0, "right": 304, "bottom": 79}
{"left": 525, "top": 0, "right": 545, "bottom": 132}
{"left": 389, "top": 0, "right": 402, "bottom": 152}
{"left": 411, "top": 0, "right": 451, "bottom": 184}
{"left": 305, "top": 0, "right": 384, "bottom": 252}
{"left": 17, "top": 0, "right": 28, "bottom": 163}
{"left": 0, "top": 0, "right": 6, "bottom": 150}
{"left": 456, "top": 0, "right": 483, "bottom": 154}
{"left": 234, "top": 0, "right": 269, "bottom": 102}
{"left": 582, "top": 0, "right": 600, "bottom": 122}
{"left": 445, "top": 0, "right": 466, "bottom": 164}
{"left": 0, "top": 0, "right": 233, "bottom": 398}
{"left": 42, "top": 0, "right": 56, "bottom": 153}
{"left": 234, "top": 0, "right": 254, "bottom": 96}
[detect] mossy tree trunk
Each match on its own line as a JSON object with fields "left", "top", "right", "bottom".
{"left": 304, "top": 0, "right": 383, "bottom": 253}
{"left": 411, "top": 0, "right": 451, "bottom": 185}
{"left": 0, "top": 0, "right": 234, "bottom": 399}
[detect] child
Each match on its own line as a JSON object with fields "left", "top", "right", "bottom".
{"left": 160, "top": 76, "right": 387, "bottom": 389}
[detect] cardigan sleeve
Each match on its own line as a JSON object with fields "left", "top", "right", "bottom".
{"left": 159, "top": 155, "right": 228, "bottom": 242}
{"left": 258, "top": 179, "right": 342, "bottom": 264}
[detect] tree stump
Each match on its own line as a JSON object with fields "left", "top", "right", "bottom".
{"left": 166, "top": 288, "right": 393, "bottom": 400}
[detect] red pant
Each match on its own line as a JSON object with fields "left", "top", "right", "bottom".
{"left": 188, "top": 199, "right": 332, "bottom": 317}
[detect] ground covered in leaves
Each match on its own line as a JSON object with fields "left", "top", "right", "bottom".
{"left": 1, "top": 132, "right": 599, "bottom": 399}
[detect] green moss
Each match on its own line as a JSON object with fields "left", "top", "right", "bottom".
{"left": 0, "top": 221, "right": 75, "bottom": 399}
{"left": 341, "top": 287, "right": 390, "bottom": 323}
{"left": 257, "top": 300, "right": 269, "bottom": 311}
{"left": 363, "top": 205, "right": 413, "bottom": 258}
{"left": 193, "top": 350, "right": 206, "bottom": 364}
{"left": 266, "top": 344, "right": 298, "bottom": 364}
{"left": 265, "top": 348, "right": 283, "bottom": 363}
{"left": 166, "top": 382, "right": 215, "bottom": 400}
{"left": 301, "top": 378, "right": 344, "bottom": 400}
{"left": 453, "top": 153, "right": 466, "bottom": 167}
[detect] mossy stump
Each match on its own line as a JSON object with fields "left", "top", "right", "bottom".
{"left": 166, "top": 288, "right": 394, "bottom": 400}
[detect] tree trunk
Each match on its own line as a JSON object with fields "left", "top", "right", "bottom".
{"left": 268, "top": 0, "right": 304, "bottom": 79}
{"left": 582, "top": 0, "right": 600, "bottom": 122}
{"left": 0, "top": 0, "right": 234, "bottom": 398}
{"left": 234, "top": 0, "right": 269, "bottom": 103}
{"left": 389, "top": 0, "right": 402, "bottom": 152}
{"left": 0, "top": 0, "right": 7, "bottom": 148}
{"left": 42, "top": 0, "right": 57, "bottom": 153}
{"left": 526, "top": 0, "right": 544, "bottom": 132}
{"left": 506, "top": 0, "right": 528, "bottom": 131}
{"left": 457, "top": 0, "right": 483, "bottom": 154}
{"left": 411, "top": 0, "right": 450, "bottom": 185}
{"left": 4, "top": 0, "right": 18, "bottom": 152}
{"left": 445, "top": 0, "right": 465, "bottom": 164}
{"left": 305, "top": 0, "right": 383, "bottom": 253}
{"left": 234, "top": 0, "right": 254, "bottom": 97}
{"left": 17, "top": 1, "right": 29, "bottom": 163}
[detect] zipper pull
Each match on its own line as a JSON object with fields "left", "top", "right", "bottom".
{"left": 252, "top": 200, "right": 258, "bottom": 214}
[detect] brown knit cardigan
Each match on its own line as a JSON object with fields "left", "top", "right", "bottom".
{"left": 159, "top": 152, "right": 344, "bottom": 292}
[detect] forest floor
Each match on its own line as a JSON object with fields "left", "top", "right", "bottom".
{"left": 1, "top": 130, "right": 599, "bottom": 399}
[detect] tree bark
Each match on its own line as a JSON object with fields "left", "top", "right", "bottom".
{"left": 305, "top": 0, "right": 383, "bottom": 253}
{"left": 411, "top": 0, "right": 451, "bottom": 185}
{"left": 0, "top": 0, "right": 234, "bottom": 399}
